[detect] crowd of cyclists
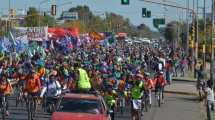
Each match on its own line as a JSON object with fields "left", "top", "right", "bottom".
{"left": 0, "top": 38, "right": 189, "bottom": 120}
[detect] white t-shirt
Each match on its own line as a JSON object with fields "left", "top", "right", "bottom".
{"left": 205, "top": 87, "right": 215, "bottom": 102}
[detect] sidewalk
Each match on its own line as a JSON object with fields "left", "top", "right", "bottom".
{"left": 172, "top": 69, "right": 197, "bottom": 81}
{"left": 172, "top": 62, "right": 211, "bottom": 82}
{"left": 165, "top": 81, "right": 198, "bottom": 95}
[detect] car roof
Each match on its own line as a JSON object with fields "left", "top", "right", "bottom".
{"left": 63, "top": 93, "right": 101, "bottom": 100}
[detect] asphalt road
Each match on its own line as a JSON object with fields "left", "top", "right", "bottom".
{"left": 1, "top": 81, "right": 202, "bottom": 120}
{"left": 115, "top": 93, "right": 202, "bottom": 120}
{"left": 1, "top": 95, "right": 51, "bottom": 120}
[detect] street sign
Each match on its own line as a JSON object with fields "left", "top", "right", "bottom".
{"left": 121, "top": 0, "right": 129, "bottom": 5}
{"left": 61, "top": 11, "right": 78, "bottom": 20}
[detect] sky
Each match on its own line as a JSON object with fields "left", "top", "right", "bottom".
{"left": 0, "top": 0, "right": 212, "bottom": 30}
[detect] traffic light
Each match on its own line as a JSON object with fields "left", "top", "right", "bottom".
{"left": 189, "top": 36, "right": 194, "bottom": 48}
{"left": 146, "top": 11, "right": 151, "bottom": 18}
{"left": 142, "top": 8, "right": 147, "bottom": 17}
{"left": 153, "top": 19, "right": 159, "bottom": 28}
{"left": 121, "top": 0, "right": 129, "bottom": 5}
{"left": 192, "top": 22, "right": 195, "bottom": 40}
{"left": 51, "top": 5, "right": 57, "bottom": 16}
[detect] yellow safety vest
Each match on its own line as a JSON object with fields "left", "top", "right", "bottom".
{"left": 78, "top": 68, "right": 91, "bottom": 89}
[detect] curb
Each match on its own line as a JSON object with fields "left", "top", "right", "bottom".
{"left": 172, "top": 78, "right": 197, "bottom": 83}
{"left": 152, "top": 90, "right": 198, "bottom": 96}
{"left": 164, "top": 90, "right": 198, "bottom": 96}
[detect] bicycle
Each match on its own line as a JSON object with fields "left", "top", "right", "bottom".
{"left": 143, "top": 91, "right": 151, "bottom": 112}
{"left": 0, "top": 94, "right": 7, "bottom": 120}
{"left": 43, "top": 96, "right": 60, "bottom": 113}
{"left": 131, "top": 99, "right": 142, "bottom": 120}
{"left": 118, "top": 93, "right": 126, "bottom": 115}
{"left": 155, "top": 87, "right": 163, "bottom": 107}
{"left": 26, "top": 93, "right": 37, "bottom": 120}
{"left": 15, "top": 82, "right": 25, "bottom": 107}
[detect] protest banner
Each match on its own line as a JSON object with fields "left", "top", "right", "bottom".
{"left": 12, "top": 27, "right": 48, "bottom": 42}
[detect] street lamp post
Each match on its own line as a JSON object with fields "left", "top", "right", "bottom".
{"left": 203, "top": 0, "right": 206, "bottom": 69}
{"left": 186, "top": 0, "right": 190, "bottom": 56}
{"left": 211, "top": 0, "right": 215, "bottom": 88}
{"left": 38, "top": 0, "right": 49, "bottom": 27}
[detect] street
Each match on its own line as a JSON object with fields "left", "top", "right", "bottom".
{"left": 0, "top": 0, "right": 213, "bottom": 120}
{"left": 1, "top": 81, "right": 202, "bottom": 120}
{"left": 115, "top": 94, "right": 201, "bottom": 120}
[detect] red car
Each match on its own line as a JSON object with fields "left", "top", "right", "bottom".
{"left": 51, "top": 93, "right": 111, "bottom": 120}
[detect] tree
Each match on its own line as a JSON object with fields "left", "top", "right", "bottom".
{"left": 24, "top": 7, "right": 56, "bottom": 27}
{"left": 41, "top": 15, "right": 56, "bottom": 27}
{"left": 164, "top": 21, "right": 179, "bottom": 48}
{"left": 63, "top": 5, "right": 159, "bottom": 38}
{"left": 24, "top": 7, "right": 40, "bottom": 27}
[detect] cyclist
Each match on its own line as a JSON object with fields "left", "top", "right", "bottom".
{"left": 0, "top": 73, "right": 13, "bottom": 116}
{"left": 24, "top": 70, "right": 41, "bottom": 110}
{"left": 40, "top": 70, "right": 61, "bottom": 112}
{"left": 130, "top": 74, "right": 145, "bottom": 118}
{"left": 154, "top": 71, "right": 167, "bottom": 103}
{"left": 144, "top": 72, "right": 154, "bottom": 108}
{"left": 104, "top": 87, "right": 117, "bottom": 120}
{"left": 117, "top": 75, "right": 126, "bottom": 114}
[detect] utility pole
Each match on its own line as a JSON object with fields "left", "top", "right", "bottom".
{"left": 203, "top": 0, "right": 206, "bottom": 69}
{"left": 195, "top": 0, "right": 199, "bottom": 61}
{"left": 8, "top": 0, "right": 11, "bottom": 33}
{"left": 211, "top": 0, "right": 215, "bottom": 88}
{"left": 186, "top": 0, "right": 190, "bottom": 56}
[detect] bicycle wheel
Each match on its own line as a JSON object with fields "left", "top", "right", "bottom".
{"left": 31, "top": 97, "right": 37, "bottom": 118}
{"left": 144, "top": 98, "right": 148, "bottom": 112}
{"left": 27, "top": 96, "right": 33, "bottom": 120}
{"left": 2, "top": 97, "right": 6, "bottom": 120}
{"left": 16, "top": 91, "right": 22, "bottom": 107}
{"left": 157, "top": 92, "right": 161, "bottom": 107}
{"left": 42, "top": 97, "right": 47, "bottom": 112}
{"left": 119, "top": 97, "right": 125, "bottom": 115}
{"left": 138, "top": 109, "right": 142, "bottom": 120}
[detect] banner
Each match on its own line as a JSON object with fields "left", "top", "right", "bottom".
{"left": 89, "top": 31, "right": 104, "bottom": 41}
{"left": 12, "top": 27, "right": 48, "bottom": 41}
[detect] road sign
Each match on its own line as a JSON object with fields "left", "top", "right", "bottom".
{"left": 121, "top": 0, "right": 129, "bottom": 5}
{"left": 61, "top": 11, "right": 78, "bottom": 20}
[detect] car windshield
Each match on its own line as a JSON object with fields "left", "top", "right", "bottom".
{"left": 57, "top": 98, "right": 102, "bottom": 114}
